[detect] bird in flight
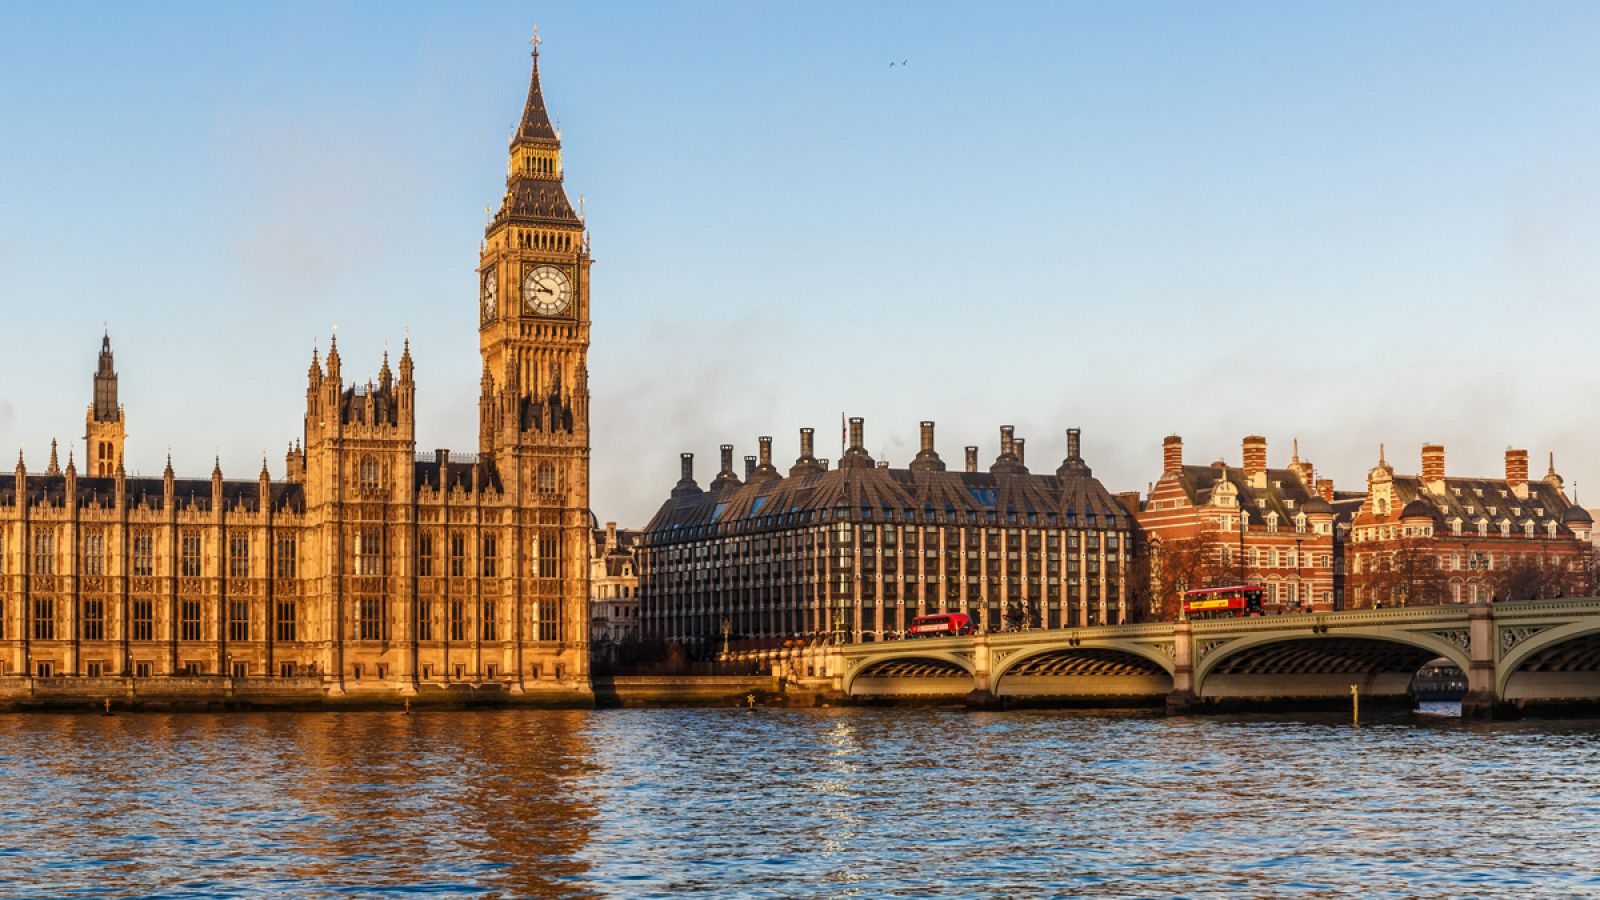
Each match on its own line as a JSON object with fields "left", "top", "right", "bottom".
{"left": 890, "top": 59, "right": 908, "bottom": 67}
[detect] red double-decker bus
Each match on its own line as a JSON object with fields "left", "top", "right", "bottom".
{"left": 1182, "top": 585, "right": 1266, "bottom": 620}
{"left": 907, "top": 613, "right": 975, "bottom": 637}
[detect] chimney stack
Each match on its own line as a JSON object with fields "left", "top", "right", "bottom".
{"left": 1058, "top": 427, "right": 1091, "bottom": 477}
{"left": 681, "top": 452, "right": 694, "bottom": 482}
{"left": 1507, "top": 448, "right": 1530, "bottom": 498}
{"left": 1422, "top": 444, "right": 1446, "bottom": 494}
{"left": 1000, "top": 425, "right": 1016, "bottom": 458}
{"left": 759, "top": 435, "right": 773, "bottom": 469}
{"left": 965, "top": 446, "right": 978, "bottom": 473}
{"left": 710, "top": 444, "right": 740, "bottom": 492}
{"left": 1163, "top": 435, "right": 1183, "bottom": 475}
{"left": 744, "top": 455, "right": 757, "bottom": 480}
{"left": 840, "top": 417, "right": 873, "bottom": 468}
{"left": 790, "top": 427, "right": 823, "bottom": 477}
{"left": 1317, "top": 478, "right": 1335, "bottom": 503}
{"left": 1014, "top": 438, "right": 1026, "bottom": 466}
{"left": 1242, "top": 435, "right": 1267, "bottom": 488}
{"left": 605, "top": 521, "right": 617, "bottom": 551}
{"left": 910, "top": 420, "right": 946, "bottom": 473}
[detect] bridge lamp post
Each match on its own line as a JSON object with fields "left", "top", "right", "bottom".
{"left": 1294, "top": 537, "right": 1304, "bottom": 613}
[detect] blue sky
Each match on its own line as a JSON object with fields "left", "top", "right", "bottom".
{"left": 2, "top": 2, "right": 1599, "bottom": 525}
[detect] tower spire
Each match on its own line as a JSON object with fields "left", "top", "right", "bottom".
{"left": 515, "top": 24, "right": 558, "bottom": 146}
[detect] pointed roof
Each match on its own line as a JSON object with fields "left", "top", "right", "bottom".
{"left": 514, "top": 48, "right": 559, "bottom": 146}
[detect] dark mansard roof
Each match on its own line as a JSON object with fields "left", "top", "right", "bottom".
{"left": 0, "top": 474, "right": 305, "bottom": 514}
{"left": 1374, "top": 474, "right": 1580, "bottom": 536}
{"left": 642, "top": 462, "right": 1132, "bottom": 544}
{"left": 1171, "top": 464, "right": 1333, "bottom": 527}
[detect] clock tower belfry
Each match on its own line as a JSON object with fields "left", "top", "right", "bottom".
{"left": 479, "top": 35, "right": 591, "bottom": 466}
{"left": 476, "top": 35, "right": 593, "bottom": 673}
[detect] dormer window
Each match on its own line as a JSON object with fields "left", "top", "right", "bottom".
{"left": 1295, "top": 513, "right": 1307, "bottom": 533}
{"left": 1524, "top": 521, "right": 1534, "bottom": 537}
{"left": 1266, "top": 512, "right": 1279, "bottom": 533}
{"left": 1548, "top": 522, "right": 1559, "bottom": 538}
{"left": 1500, "top": 520, "right": 1511, "bottom": 537}
{"left": 1451, "top": 518, "right": 1462, "bottom": 537}
{"left": 1477, "top": 519, "right": 1489, "bottom": 537}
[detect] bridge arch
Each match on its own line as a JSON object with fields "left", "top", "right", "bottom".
{"left": 992, "top": 639, "right": 1176, "bottom": 683}
{"left": 1496, "top": 622, "right": 1600, "bottom": 697}
{"left": 1193, "top": 628, "right": 1472, "bottom": 699}
{"left": 841, "top": 651, "right": 975, "bottom": 696}
{"left": 991, "top": 640, "right": 1174, "bottom": 701}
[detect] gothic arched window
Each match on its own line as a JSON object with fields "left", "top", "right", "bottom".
{"left": 358, "top": 456, "right": 380, "bottom": 492}
{"left": 538, "top": 462, "right": 556, "bottom": 493}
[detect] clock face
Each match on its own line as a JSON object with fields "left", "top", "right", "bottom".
{"left": 481, "top": 269, "right": 497, "bottom": 322}
{"left": 522, "top": 266, "right": 571, "bottom": 316}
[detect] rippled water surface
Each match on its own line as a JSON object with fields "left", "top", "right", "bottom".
{"left": 2, "top": 706, "right": 1599, "bottom": 897}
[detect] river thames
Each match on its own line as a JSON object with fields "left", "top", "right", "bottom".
{"left": 1, "top": 706, "right": 1597, "bottom": 898}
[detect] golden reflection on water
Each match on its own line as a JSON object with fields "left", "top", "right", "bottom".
{"left": 0, "top": 710, "right": 597, "bottom": 898}
{"left": 6, "top": 707, "right": 1600, "bottom": 897}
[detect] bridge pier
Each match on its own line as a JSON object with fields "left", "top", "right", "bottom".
{"left": 963, "top": 635, "right": 1002, "bottom": 709}
{"left": 1461, "top": 601, "right": 1515, "bottom": 719}
{"left": 1165, "top": 621, "right": 1198, "bottom": 715}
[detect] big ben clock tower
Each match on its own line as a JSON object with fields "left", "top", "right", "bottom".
{"left": 478, "top": 32, "right": 592, "bottom": 664}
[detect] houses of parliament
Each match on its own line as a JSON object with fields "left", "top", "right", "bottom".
{"left": 0, "top": 46, "right": 594, "bottom": 700}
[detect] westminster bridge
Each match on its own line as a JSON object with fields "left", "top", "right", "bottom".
{"left": 824, "top": 598, "right": 1600, "bottom": 717}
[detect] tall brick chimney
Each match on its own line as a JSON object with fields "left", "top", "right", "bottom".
{"left": 1242, "top": 435, "right": 1267, "bottom": 488}
{"left": 1014, "top": 438, "right": 1026, "bottom": 467}
{"left": 743, "top": 455, "right": 756, "bottom": 480}
{"left": 1506, "top": 448, "right": 1530, "bottom": 498}
{"left": 1316, "top": 478, "right": 1334, "bottom": 503}
{"left": 965, "top": 446, "right": 978, "bottom": 473}
{"left": 1163, "top": 435, "right": 1183, "bottom": 475}
{"left": 1421, "top": 443, "right": 1446, "bottom": 494}
{"left": 790, "top": 427, "right": 823, "bottom": 477}
{"left": 671, "top": 452, "right": 702, "bottom": 497}
{"left": 910, "top": 420, "right": 946, "bottom": 473}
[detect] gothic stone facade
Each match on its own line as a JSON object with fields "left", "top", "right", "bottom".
{"left": 0, "top": 48, "right": 593, "bottom": 696}
{"left": 638, "top": 420, "right": 1135, "bottom": 652}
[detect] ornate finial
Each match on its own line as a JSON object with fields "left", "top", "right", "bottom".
{"left": 1379, "top": 443, "right": 1386, "bottom": 466}
{"left": 530, "top": 23, "right": 541, "bottom": 55}
{"left": 1549, "top": 451, "right": 1557, "bottom": 476}
{"left": 1292, "top": 437, "right": 1300, "bottom": 463}
{"left": 578, "top": 194, "right": 586, "bottom": 222}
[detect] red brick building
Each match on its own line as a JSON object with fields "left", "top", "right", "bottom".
{"left": 1136, "top": 435, "right": 1353, "bottom": 616}
{"left": 1345, "top": 445, "right": 1594, "bottom": 607}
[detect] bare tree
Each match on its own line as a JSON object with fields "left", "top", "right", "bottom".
{"left": 1348, "top": 539, "right": 1450, "bottom": 607}
{"left": 1494, "top": 553, "right": 1572, "bottom": 602}
{"left": 1145, "top": 525, "right": 1226, "bottom": 620}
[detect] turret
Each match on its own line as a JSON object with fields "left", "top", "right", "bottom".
{"left": 86, "top": 331, "right": 127, "bottom": 476}
{"left": 45, "top": 439, "right": 60, "bottom": 476}
{"left": 163, "top": 452, "right": 175, "bottom": 507}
